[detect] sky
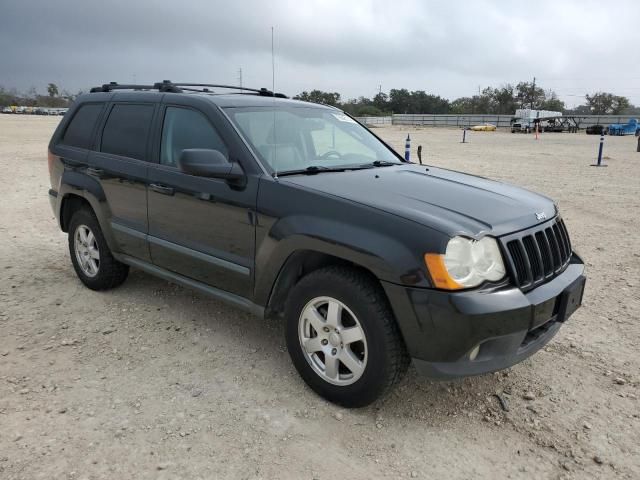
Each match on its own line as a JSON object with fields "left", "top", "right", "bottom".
{"left": 2, "top": 0, "right": 640, "bottom": 108}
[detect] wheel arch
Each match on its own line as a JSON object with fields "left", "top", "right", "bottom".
{"left": 57, "top": 171, "right": 118, "bottom": 253}
{"left": 60, "top": 194, "right": 92, "bottom": 232}
{"left": 264, "top": 249, "right": 386, "bottom": 319}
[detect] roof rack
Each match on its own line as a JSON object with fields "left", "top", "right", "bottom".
{"left": 89, "top": 80, "right": 287, "bottom": 98}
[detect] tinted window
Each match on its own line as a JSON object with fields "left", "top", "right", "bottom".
{"left": 160, "top": 107, "right": 228, "bottom": 167}
{"left": 61, "top": 103, "right": 103, "bottom": 149}
{"left": 101, "top": 104, "right": 154, "bottom": 160}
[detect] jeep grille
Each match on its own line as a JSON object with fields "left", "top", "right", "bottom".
{"left": 501, "top": 217, "right": 572, "bottom": 291}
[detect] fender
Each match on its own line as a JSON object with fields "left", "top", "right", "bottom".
{"left": 57, "top": 170, "right": 119, "bottom": 254}
{"left": 253, "top": 213, "right": 445, "bottom": 307}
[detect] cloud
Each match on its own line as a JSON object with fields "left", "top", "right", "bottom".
{"left": 2, "top": 0, "right": 639, "bottom": 106}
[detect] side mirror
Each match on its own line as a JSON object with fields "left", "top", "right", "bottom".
{"left": 178, "top": 149, "right": 244, "bottom": 180}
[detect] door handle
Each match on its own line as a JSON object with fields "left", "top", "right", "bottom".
{"left": 87, "top": 167, "right": 104, "bottom": 177}
{"left": 150, "top": 183, "right": 175, "bottom": 196}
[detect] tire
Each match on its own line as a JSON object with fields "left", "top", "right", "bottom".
{"left": 68, "top": 208, "right": 129, "bottom": 290}
{"left": 285, "top": 266, "right": 409, "bottom": 408}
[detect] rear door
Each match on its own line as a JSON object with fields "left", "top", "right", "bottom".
{"left": 146, "top": 97, "right": 259, "bottom": 298}
{"left": 89, "top": 99, "right": 158, "bottom": 261}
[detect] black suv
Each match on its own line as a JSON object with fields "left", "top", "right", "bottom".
{"left": 48, "top": 81, "right": 586, "bottom": 407}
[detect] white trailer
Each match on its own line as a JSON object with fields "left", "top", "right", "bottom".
{"left": 511, "top": 109, "right": 563, "bottom": 133}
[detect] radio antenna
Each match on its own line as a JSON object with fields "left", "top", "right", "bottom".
{"left": 272, "top": 26, "right": 279, "bottom": 180}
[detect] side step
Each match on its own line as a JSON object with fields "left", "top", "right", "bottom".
{"left": 115, "top": 254, "right": 265, "bottom": 318}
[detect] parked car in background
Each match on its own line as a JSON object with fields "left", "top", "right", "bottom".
{"left": 2, "top": 106, "right": 13, "bottom": 114}
{"left": 470, "top": 123, "right": 496, "bottom": 131}
{"left": 586, "top": 125, "right": 607, "bottom": 135}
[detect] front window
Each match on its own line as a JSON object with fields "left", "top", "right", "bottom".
{"left": 160, "top": 107, "right": 228, "bottom": 167}
{"left": 225, "top": 107, "right": 401, "bottom": 173}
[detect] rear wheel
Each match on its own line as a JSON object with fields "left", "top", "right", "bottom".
{"left": 68, "top": 208, "right": 129, "bottom": 290}
{"left": 285, "top": 266, "right": 409, "bottom": 407}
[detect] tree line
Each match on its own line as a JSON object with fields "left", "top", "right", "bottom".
{"left": 2, "top": 81, "right": 637, "bottom": 117}
{"left": 0, "top": 83, "right": 75, "bottom": 108}
{"left": 294, "top": 82, "right": 638, "bottom": 117}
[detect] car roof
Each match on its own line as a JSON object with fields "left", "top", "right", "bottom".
{"left": 78, "top": 88, "right": 337, "bottom": 111}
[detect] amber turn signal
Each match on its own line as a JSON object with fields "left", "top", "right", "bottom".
{"left": 424, "top": 253, "right": 463, "bottom": 290}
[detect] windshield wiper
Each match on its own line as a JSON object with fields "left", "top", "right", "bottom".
{"left": 276, "top": 165, "right": 346, "bottom": 177}
{"left": 276, "top": 162, "right": 395, "bottom": 177}
{"left": 364, "top": 160, "right": 399, "bottom": 167}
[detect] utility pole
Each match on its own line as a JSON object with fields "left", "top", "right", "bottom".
{"left": 237, "top": 68, "right": 243, "bottom": 90}
{"left": 531, "top": 76, "right": 536, "bottom": 109}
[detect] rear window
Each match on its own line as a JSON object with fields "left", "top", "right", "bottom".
{"left": 100, "top": 104, "right": 155, "bottom": 160}
{"left": 60, "top": 103, "right": 103, "bottom": 149}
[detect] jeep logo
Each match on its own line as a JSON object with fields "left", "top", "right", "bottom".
{"left": 535, "top": 212, "right": 547, "bottom": 221}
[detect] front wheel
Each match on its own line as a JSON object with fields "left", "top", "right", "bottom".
{"left": 285, "top": 267, "right": 409, "bottom": 407}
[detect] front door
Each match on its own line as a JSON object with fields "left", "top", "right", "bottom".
{"left": 146, "top": 101, "right": 258, "bottom": 298}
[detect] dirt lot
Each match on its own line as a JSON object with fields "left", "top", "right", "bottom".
{"left": 1, "top": 115, "right": 639, "bottom": 480}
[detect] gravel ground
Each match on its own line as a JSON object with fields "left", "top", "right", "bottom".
{"left": 1, "top": 116, "right": 639, "bottom": 480}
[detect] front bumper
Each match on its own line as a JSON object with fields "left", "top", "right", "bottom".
{"left": 382, "top": 254, "right": 585, "bottom": 379}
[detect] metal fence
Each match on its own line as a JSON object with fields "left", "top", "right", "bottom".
{"left": 391, "top": 114, "right": 637, "bottom": 129}
{"left": 393, "top": 114, "right": 512, "bottom": 128}
{"left": 355, "top": 116, "right": 393, "bottom": 125}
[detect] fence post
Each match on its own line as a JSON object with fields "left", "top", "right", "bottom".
{"left": 405, "top": 134, "right": 411, "bottom": 161}
{"left": 591, "top": 134, "right": 607, "bottom": 167}
{"left": 417, "top": 145, "right": 423, "bottom": 164}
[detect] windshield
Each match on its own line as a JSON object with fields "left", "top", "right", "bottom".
{"left": 224, "top": 106, "right": 401, "bottom": 173}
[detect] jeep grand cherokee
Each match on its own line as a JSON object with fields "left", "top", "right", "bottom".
{"left": 47, "top": 81, "right": 586, "bottom": 407}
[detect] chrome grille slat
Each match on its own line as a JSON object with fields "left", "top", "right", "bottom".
{"left": 553, "top": 224, "right": 568, "bottom": 261}
{"left": 545, "top": 227, "right": 562, "bottom": 271}
{"left": 501, "top": 217, "right": 573, "bottom": 292}
{"left": 558, "top": 219, "right": 572, "bottom": 255}
{"left": 535, "top": 231, "right": 554, "bottom": 277}
{"left": 523, "top": 235, "right": 543, "bottom": 281}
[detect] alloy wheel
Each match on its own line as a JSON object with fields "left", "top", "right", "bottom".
{"left": 298, "top": 296, "right": 368, "bottom": 386}
{"left": 74, "top": 224, "right": 100, "bottom": 277}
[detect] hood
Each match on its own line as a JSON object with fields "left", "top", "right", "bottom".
{"left": 281, "top": 164, "right": 556, "bottom": 237}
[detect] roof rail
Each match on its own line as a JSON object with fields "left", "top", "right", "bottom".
{"left": 167, "top": 82, "right": 287, "bottom": 98}
{"left": 89, "top": 80, "right": 287, "bottom": 97}
{"left": 88, "top": 82, "right": 173, "bottom": 93}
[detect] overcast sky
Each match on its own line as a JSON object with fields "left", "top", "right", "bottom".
{"left": 2, "top": 0, "right": 639, "bottom": 107}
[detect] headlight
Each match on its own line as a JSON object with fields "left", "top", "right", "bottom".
{"left": 425, "top": 236, "right": 506, "bottom": 290}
